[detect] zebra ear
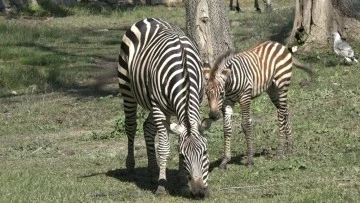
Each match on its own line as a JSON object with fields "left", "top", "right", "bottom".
{"left": 203, "top": 63, "right": 211, "bottom": 80}
{"left": 220, "top": 68, "right": 231, "bottom": 81}
{"left": 169, "top": 123, "right": 185, "bottom": 135}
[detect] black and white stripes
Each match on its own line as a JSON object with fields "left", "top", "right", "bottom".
{"left": 118, "top": 18, "right": 209, "bottom": 197}
{"left": 204, "top": 40, "right": 312, "bottom": 168}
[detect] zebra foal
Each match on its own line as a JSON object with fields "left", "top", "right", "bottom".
{"left": 202, "top": 41, "right": 312, "bottom": 168}
{"left": 118, "top": 18, "right": 209, "bottom": 198}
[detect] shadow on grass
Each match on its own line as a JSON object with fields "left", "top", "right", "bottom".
{"left": 16, "top": 42, "right": 77, "bottom": 58}
{"left": 0, "top": 40, "right": 120, "bottom": 98}
{"left": 80, "top": 167, "right": 183, "bottom": 197}
{"left": 209, "top": 149, "right": 273, "bottom": 172}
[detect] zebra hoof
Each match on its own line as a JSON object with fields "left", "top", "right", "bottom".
{"left": 155, "top": 186, "right": 167, "bottom": 196}
{"left": 218, "top": 162, "right": 228, "bottom": 170}
{"left": 219, "top": 156, "right": 230, "bottom": 170}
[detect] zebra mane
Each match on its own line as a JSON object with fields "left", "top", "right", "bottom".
{"left": 210, "top": 50, "right": 234, "bottom": 78}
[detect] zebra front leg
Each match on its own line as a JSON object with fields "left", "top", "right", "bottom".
{"left": 152, "top": 107, "right": 170, "bottom": 196}
{"left": 219, "top": 102, "right": 234, "bottom": 169}
{"left": 123, "top": 100, "right": 138, "bottom": 174}
{"left": 143, "top": 113, "right": 160, "bottom": 184}
{"left": 240, "top": 97, "right": 254, "bottom": 167}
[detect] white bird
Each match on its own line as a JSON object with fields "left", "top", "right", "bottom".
{"left": 332, "top": 32, "right": 358, "bottom": 63}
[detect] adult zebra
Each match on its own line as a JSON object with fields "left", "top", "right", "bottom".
{"left": 202, "top": 41, "right": 312, "bottom": 168}
{"left": 118, "top": 18, "right": 209, "bottom": 198}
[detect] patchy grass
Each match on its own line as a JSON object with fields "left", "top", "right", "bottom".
{"left": 1, "top": 0, "right": 360, "bottom": 202}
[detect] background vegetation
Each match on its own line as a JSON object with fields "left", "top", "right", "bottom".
{"left": 1, "top": 0, "right": 359, "bottom": 202}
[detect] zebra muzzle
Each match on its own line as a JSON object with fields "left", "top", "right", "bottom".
{"left": 208, "top": 111, "right": 221, "bottom": 120}
{"left": 189, "top": 177, "right": 209, "bottom": 199}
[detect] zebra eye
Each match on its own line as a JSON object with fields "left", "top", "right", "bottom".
{"left": 203, "top": 150, "right": 208, "bottom": 156}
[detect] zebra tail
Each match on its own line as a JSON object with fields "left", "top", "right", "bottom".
{"left": 287, "top": 46, "right": 315, "bottom": 80}
{"left": 292, "top": 56, "right": 313, "bottom": 76}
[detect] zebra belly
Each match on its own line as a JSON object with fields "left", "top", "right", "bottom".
{"left": 251, "top": 73, "right": 274, "bottom": 97}
{"left": 130, "top": 76, "right": 175, "bottom": 116}
{"left": 251, "top": 83, "right": 269, "bottom": 98}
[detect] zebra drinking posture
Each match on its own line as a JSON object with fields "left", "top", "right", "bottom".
{"left": 202, "top": 41, "right": 312, "bottom": 168}
{"left": 118, "top": 18, "right": 209, "bottom": 197}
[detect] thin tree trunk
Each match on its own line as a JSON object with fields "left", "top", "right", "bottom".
{"left": 184, "top": 0, "right": 234, "bottom": 64}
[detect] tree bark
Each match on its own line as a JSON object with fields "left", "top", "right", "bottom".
{"left": 288, "top": 0, "right": 360, "bottom": 48}
{"left": 184, "top": 0, "right": 234, "bottom": 64}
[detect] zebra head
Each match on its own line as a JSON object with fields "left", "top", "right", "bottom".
{"left": 170, "top": 123, "right": 210, "bottom": 198}
{"left": 203, "top": 63, "right": 231, "bottom": 120}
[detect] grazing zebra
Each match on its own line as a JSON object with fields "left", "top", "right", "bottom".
{"left": 202, "top": 41, "right": 312, "bottom": 168}
{"left": 118, "top": 18, "right": 209, "bottom": 198}
{"left": 230, "top": 0, "right": 272, "bottom": 13}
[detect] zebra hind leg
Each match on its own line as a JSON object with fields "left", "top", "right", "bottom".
{"left": 143, "top": 113, "right": 160, "bottom": 184}
{"left": 123, "top": 99, "right": 138, "bottom": 175}
{"left": 267, "top": 84, "right": 293, "bottom": 159}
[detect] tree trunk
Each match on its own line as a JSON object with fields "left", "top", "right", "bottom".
{"left": 184, "top": 0, "right": 234, "bottom": 64}
{"left": 288, "top": 0, "right": 360, "bottom": 49}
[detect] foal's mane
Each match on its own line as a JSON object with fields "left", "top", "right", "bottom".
{"left": 210, "top": 50, "right": 234, "bottom": 78}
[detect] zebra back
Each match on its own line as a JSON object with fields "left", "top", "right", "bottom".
{"left": 119, "top": 18, "right": 204, "bottom": 123}
{"left": 223, "top": 41, "right": 293, "bottom": 98}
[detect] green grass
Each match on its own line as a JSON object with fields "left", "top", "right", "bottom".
{"left": 1, "top": 0, "right": 360, "bottom": 202}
